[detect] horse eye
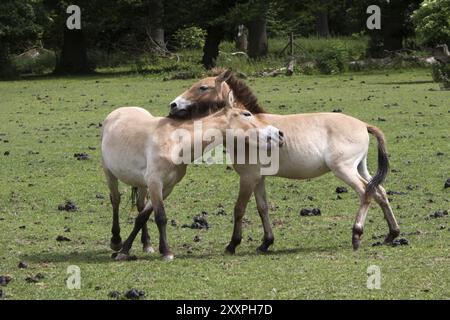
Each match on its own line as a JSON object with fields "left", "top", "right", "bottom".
{"left": 199, "top": 85, "right": 209, "bottom": 92}
{"left": 242, "top": 112, "right": 252, "bottom": 117}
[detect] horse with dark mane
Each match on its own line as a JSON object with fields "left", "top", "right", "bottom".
{"left": 169, "top": 69, "right": 400, "bottom": 253}
{"left": 101, "top": 77, "right": 283, "bottom": 261}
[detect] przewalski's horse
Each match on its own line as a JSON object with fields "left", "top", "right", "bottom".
{"left": 101, "top": 85, "right": 284, "bottom": 261}
{"left": 169, "top": 69, "right": 400, "bottom": 253}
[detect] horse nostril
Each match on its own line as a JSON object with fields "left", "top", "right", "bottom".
{"left": 278, "top": 131, "right": 284, "bottom": 146}
{"left": 170, "top": 102, "right": 177, "bottom": 109}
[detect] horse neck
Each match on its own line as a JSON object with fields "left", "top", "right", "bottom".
{"left": 177, "top": 111, "right": 229, "bottom": 157}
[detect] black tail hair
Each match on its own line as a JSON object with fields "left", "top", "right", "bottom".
{"left": 130, "top": 187, "right": 138, "bottom": 208}
{"left": 366, "top": 126, "right": 389, "bottom": 195}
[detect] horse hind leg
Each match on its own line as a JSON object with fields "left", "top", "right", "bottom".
{"left": 373, "top": 186, "right": 400, "bottom": 244}
{"left": 116, "top": 182, "right": 175, "bottom": 262}
{"left": 332, "top": 165, "right": 371, "bottom": 250}
{"left": 104, "top": 168, "right": 122, "bottom": 251}
{"left": 137, "top": 187, "right": 155, "bottom": 254}
{"left": 357, "top": 159, "right": 400, "bottom": 244}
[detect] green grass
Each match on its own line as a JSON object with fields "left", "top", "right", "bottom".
{"left": 0, "top": 68, "right": 449, "bottom": 300}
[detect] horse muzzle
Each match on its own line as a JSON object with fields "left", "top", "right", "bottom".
{"left": 261, "top": 126, "right": 284, "bottom": 149}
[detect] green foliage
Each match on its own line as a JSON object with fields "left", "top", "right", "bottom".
{"left": 314, "top": 41, "right": 350, "bottom": 74}
{"left": 431, "top": 63, "right": 450, "bottom": 89}
{"left": 5, "top": 36, "right": 430, "bottom": 78}
{"left": 11, "top": 50, "right": 56, "bottom": 75}
{"left": 172, "top": 27, "right": 207, "bottom": 49}
{"left": 0, "top": 58, "right": 18, "bottom": 79}
{"left": 0, "top": 0, "right": 43, "bottom": 78}
{"left": 412, "top": 0, "right": 450, "bottom": 46}
{"left": 0, "top": 0, "right": 42, "bottom": 47}
{"left": 216, "top": 36, "right": 368, "bottom": 76}
{"left": 87, "top": 50, "right": 134, "bottom": 69}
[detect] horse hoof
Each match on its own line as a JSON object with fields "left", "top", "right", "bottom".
{"left": 110, "top": 241, "right": 123, "bottom": 252}
{"left": 115, "top": 252, "right": 130, "bottom": 261}
{"left": 224, "top": 245, "right": 235, "bottom": 255}
{"left": 161, "top": 254, "right": 174, "bottom": 262}
{"left": 143, "top": 246, "right": 155, "bottom": 254}
{"left": 352, "top": 235, "right": 361, "bottom": 250}
{"left": 352, "top": 239, "right": 361, "bottom": 250}
{"left": 384, "top": 230, "right": 400, "bottom": 244}
{"left": 256, "top": 245, "right": 269, "bottom": 253}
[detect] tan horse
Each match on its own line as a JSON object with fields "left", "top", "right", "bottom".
{"left": 169, "top": 70, "right": 400, "bottom": 253}
{"left": 101, "top": 82, "right": 284, "bottom": 261}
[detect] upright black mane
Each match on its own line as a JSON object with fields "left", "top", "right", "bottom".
{"left": 226, "top": 74, "right": 266, "bottom": 114}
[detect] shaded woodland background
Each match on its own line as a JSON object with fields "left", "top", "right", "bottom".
{"left": 0, "top": 0, "right": 449, "bottom": 85}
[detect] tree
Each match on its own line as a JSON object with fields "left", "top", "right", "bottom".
{"left": 247, "top": 0, "right": 269, "bottom": 59}
{"left": 225, "top": 0, "right": 269, "bottom": 59}
{"left": 235, "top": 24, "right": 247, "bottom": 51}
{"left": 147, "top": 0, "right": 165, "bottom": 48}
{"left": 42, "top": 0, "right": 96, "bottom": 74}
{"left": 313, "top": 0, "right": 330, "bottom": 37}
{"left": 247, "top": 18, "right": 268, "bottom": 58}
{"left": 364, "top": 0, "right": 421, "bottom": 57}
{"left": 171, "top": 0, "right": 238, "bottom": 69}
{"left": 202, "top": 26, "right": 225, "bottom": 69}
{"left": 412, "top": 0, "right": 450, "bottom": 47}
{"left": 54, "top": 28, "right": 91, "bottom": 74}
{"left": 0, "top": 0, "right": 42, "bottom": 78}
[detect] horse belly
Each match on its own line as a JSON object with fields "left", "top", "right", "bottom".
{"left": 275, "top": 151, "right": 329, "bottom": 179}
{"left": 103, "top": 147, "right": 148, "bottom": 187}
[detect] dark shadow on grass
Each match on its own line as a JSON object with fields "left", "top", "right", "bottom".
{"left": 21, "top": 249, "right": 115, "bottom": 264}
{"left": 138, "top": 244, "right": 346, "bottom": 261}
{"left": 20, "top": 243, "right": 345, "bottom": 264}
{"left": 371, "top": 80, "right": 435, "bottom": 85}
{"left": 9, "top": 69, "right": 186, "bottom": 82}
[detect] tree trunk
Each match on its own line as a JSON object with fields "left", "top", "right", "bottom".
{"left": 247, "top": 18, "right": 268, "bottom": 59}
{"left": 202, "top": 26, "right": 224, "bottom": 69}
{"left": 286, "top": 58, "right": 295, "bottom": 76}
{"left": 0, "top": 43, "right": 16, "bottom": 79}
{"left": 382, "top": 2, "right": 404, "bottom": 51}
{"left": 314, "top": 10, "right": 330, "bottom": 37}
{"left": 235, "top": 25, "right": 248, "bottom": 51}
{"left": 148, "top": 0, "right": 165, "bottom": 49}
{"left": 54, "top": 28, "right": 92, "bottom": 75}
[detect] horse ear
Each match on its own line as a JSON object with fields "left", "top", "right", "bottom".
{"left": 225, "top": 90, "right": 235, "bottom": 109}
{"left": 217, "top": 69, "right": 232, "bottom": 82}
{"left": 215, "top": 69, "right": 232, "bottom": 95}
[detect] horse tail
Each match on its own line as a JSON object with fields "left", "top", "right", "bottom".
{"left": 366, "top": 125, "right": 389, "bottom": 195}
{"left": 130, "top": 187, "right": 138, "bottom": 208}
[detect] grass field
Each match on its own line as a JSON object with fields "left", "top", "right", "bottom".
{"left": 0, "top": 68, "right": 449, "bottom": 300}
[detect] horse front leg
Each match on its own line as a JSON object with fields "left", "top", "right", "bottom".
{"left": 141, "top": 223, "right": 155, "bottom": 254}
{"left": 225, "top": 177, "right": 257, "bottom": 254}
{"left": 254, "top": 178, "right": 274, "bottom": 253}
{"left": 154, "top": 202, "right": 173, "bottom": 261}
{"left": 151, "top": 182, "right": 175, "bottom": 261}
